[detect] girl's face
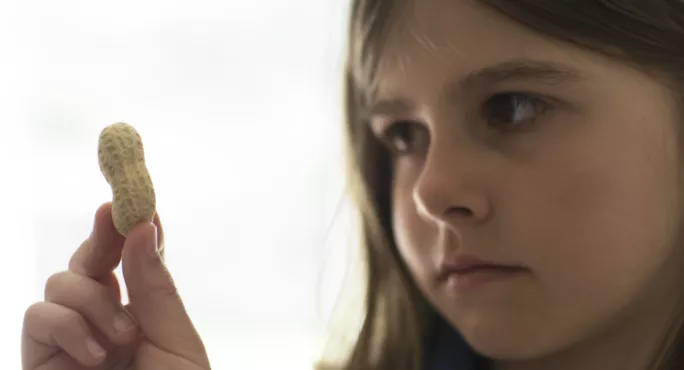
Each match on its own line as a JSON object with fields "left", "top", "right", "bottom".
{"left": 370, "top": 0, "right": 684, "bottom": 365}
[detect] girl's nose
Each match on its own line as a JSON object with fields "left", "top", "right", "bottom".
{"left": 412, "top": 130, "right": 492, "bottom": 230}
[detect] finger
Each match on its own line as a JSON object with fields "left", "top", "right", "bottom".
{"left": 22, "top": 302, "right": 107, "bottom": 368}
{"left": 69, "top": 202, "right": 126, "bottom": 279}
{"left": 102, "top": 271, "right": 123, "bottom": 302}
{"left": 122, "top": 222, "right": 207, "bottom": 363}
{"left": 44, "top": 271, "right": 138, "bottom": 346}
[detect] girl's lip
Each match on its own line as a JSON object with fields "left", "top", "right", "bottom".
{"left": 442, "top": 265, "right": 529, "bottom": 293}
{"left": 437, "top": 254, "right": 527, "bottom": 282}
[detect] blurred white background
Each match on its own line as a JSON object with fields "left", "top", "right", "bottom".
{"left": 0, "top": 0, "right": 361, "bottom": 368}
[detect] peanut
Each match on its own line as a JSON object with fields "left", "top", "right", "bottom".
{"left": 98, "top": 122, "right": 157, "bottom": 238}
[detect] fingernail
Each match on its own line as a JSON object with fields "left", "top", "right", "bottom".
{"left": 113, "top": 311, "right": 135, "bottom": 334}
{"left": 85, "top": 337, "right": 106, "bottom": 358}
{"left": 90, "top": 209, "right": 101, "bottom": 240}
{"left": 146, "top": 223, "right": 159, "bottom": 259}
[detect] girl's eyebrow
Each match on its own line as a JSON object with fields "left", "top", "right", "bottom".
{"left": 368, "top": 59, "right": 586, "bottom": 118}
{"left": 461, "top": 59, "right": 585, "bottom": 90}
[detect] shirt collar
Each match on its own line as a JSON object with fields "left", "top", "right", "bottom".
{"left": 424, "top": 318, "right": 480, "bottom": 370}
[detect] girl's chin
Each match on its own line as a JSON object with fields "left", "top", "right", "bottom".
{"left": 445, "top": 312, "right": 574, "bottom": 362}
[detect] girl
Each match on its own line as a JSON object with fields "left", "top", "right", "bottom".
{"left": 21, "top": 1, "right": 684, "bottom": 370}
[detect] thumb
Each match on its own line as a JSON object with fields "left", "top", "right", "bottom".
{"left": 121, "top": 222, "right": 206, "bottom": 360}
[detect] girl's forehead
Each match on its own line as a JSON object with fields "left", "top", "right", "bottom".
{"left": 371, "top": 0, "right": 611, "bottom": 101}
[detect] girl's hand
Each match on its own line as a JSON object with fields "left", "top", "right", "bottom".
{"left": 22, "top": 202, "right": 210, "bottom": 370}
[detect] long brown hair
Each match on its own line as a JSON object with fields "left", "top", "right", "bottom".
{"left": 321, "top": 1, "right": 684, "bottom": 370}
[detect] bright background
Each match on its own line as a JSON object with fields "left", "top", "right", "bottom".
{"left": 0, "top": 1, "right": 364, "bottom": 368}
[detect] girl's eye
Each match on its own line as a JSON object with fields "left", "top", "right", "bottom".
{"left": 485, "top": 93, "right": 551, "bottom": 132}
{"left": 375, "top": 120, "right": 428, "bottom": 156}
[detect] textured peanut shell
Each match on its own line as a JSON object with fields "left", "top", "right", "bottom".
{"left": 98, "top": 122, "right": 156, "bottom": 237}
